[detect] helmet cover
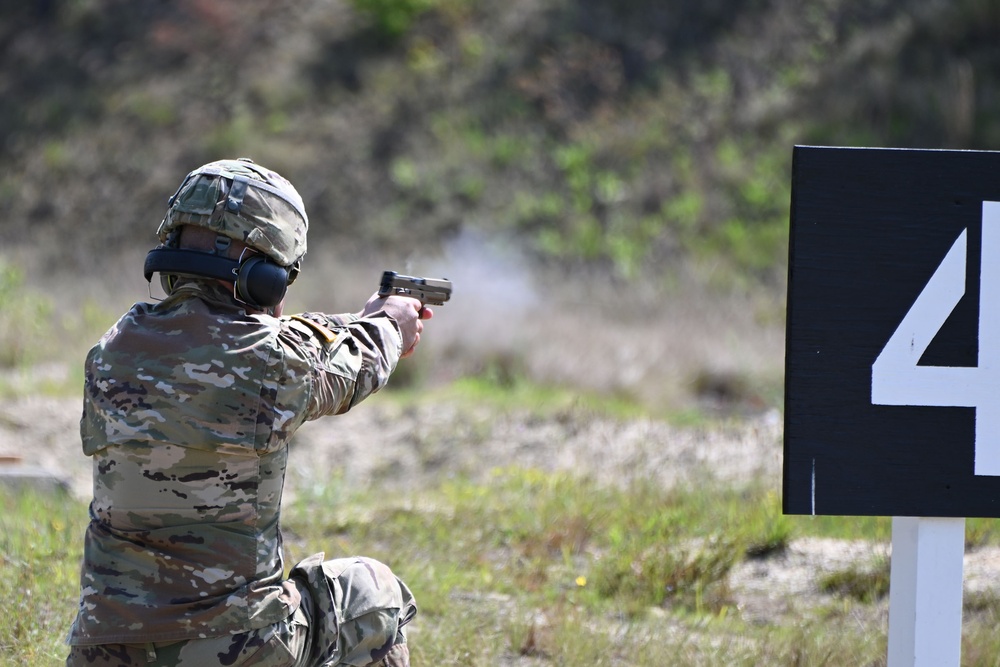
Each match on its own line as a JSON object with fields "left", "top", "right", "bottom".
{"left": 156, "top": 158, "right": 308, "bottom": 266}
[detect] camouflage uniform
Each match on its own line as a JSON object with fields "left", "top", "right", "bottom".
{"left": 66, "top": 279, "right": 417, "bottom": 667}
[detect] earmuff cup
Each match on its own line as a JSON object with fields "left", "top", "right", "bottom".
{"left": 235, "top": 254, "right": 289, "bottom": 309}
{"left": 144, "top": 247, "right": 290, "bottom": 309}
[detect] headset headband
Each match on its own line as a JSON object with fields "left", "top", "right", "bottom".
{"left": 144, "top": 247, "right": 240, "bottom": 284}
{"left": 143, "top": 247, "right": 289, "bottom": 309}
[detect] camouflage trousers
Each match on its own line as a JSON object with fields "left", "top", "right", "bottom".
{"left": 66, "top": 554, "right": 417, "bottom": 667}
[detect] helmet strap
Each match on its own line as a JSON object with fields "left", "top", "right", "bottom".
{"left": 225, "top": 175, "right": 250, "bottom": 215}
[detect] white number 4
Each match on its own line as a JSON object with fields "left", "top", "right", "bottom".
{"left": 872, "top": 201, "right": 1000, "bottom": 476}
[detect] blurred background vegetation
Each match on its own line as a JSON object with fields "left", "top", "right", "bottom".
{"left": 1, "top": 0, "right": 999, "bottom": 412}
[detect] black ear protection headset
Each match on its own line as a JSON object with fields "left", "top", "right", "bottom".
{"left": 144, "top": 244, "right": 293, "bottom": 309}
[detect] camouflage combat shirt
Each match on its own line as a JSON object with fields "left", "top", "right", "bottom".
{"left": 68, "top": 280, "right": 402, "bottom": 644}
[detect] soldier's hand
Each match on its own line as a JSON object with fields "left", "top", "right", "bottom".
{"left": 360, "top": 293, "right": 433, "bottom": 357}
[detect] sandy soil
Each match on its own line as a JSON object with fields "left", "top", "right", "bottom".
{"left": 0, "top": 394, "right": 784, "bottom": 498}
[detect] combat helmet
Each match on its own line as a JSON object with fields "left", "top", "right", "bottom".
{"left": 156, "top": 157, "right": 308, "bottom": 268}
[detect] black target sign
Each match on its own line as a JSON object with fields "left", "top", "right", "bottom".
{"left": 784, "top": 146, "right": 1000, "bottom": 517}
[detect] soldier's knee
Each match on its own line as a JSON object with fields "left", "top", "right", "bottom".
{"left": 335, "top": 557, "right": 415, "bottom": 619}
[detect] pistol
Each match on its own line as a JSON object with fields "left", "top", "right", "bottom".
{"left": 378, "top": 271, "right": 452, "bottom": 306}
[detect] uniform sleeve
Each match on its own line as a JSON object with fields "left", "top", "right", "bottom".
{"left": 280, "top": 310, "right": 403, "bottom": 420}
{"left": 322, "top": 313, "right": 362, "bottom": 327}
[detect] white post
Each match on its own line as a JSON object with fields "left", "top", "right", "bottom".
{"left": 887, "top": 516, "right": 965, "bottom": 667}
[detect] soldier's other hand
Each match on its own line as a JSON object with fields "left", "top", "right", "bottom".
{"left": 360, "top": 293, "right": 433, "bottom": 357}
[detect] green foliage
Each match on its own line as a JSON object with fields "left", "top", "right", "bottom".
{"left": 349, "top": 0, "right": 470, "bottom": 40}
{"left": 818, "top": 559, "right": 891, "bottom": 604}
{"left": 288, "top": 469, "right": 794, "bottom": 621}
{"left": 0, "top": 489, "right": 85, "bottom": 664}
{"left": 389, "top": 156, "right": 420, "bottom": 189}
{"left": 350, "top": 0, "right": 430, "bottom": 39}
{"left": 0, "top": 260, "right": 118, "bottom": 396}
{"left": 593, "top": 528, "right": 740, "bottom": 615}
{"left": 205, "top": 111, "right": 256, "bottom": 161}
{"left": 0, "top": 262, "right": 54, "bottom": 369}
{"left": 741, "top": 489, "right": 794, "bottom": 559}
{"left": 966, "top": 518, "right": 1000, "bottom": 549}
{"left": 791, "top": 514, "right": 893, "bottom": 543}
{"left": 683, "top": 138, "right": 793, "bottom": 283}
{"left": 6, "top": 0, "right": 1000, "bottom": 302}
{"left": 116, "top": 91, "right": 178, "bottom": 128}
{"left": 405, "top": 372, "right": 651, "bottom": 421}
{"left": 281, "top": 468, "right": 903, "bottom": 663}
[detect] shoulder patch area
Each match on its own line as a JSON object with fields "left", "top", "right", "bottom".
{"left": 288, "top": 314, "right": 340, "bottom": 344}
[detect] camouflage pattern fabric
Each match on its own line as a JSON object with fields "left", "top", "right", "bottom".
{"left": 289, "top": 554, "right": 416, "bottom": 666}
{"left": 65, "top": 554, "right": 415, "bottom": 667}
{"left": 157, "top": 158, "right": 308, "bottom": 266}
{"left": 67, "top": 279, "right": 414, "bottom": 663}
{"left": 65, "top": 609, "right": 307, "bottom": 667}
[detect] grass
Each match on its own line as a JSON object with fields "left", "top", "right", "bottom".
{"left": 391, "top": 373, "right": 654, "bottom": 422}
{"left": 0, "top": 261, "right": 119, "bottom": 399}
{"left": 0, "top": 489, "right": 84, "bottom": 665}
{"left": 818, "top": 559, "right": 891, "bottom": 605}
{"left": 7, "top": 458, "right": 1000, "bottom": 666}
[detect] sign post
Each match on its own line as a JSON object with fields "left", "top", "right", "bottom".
{"left": 784, "top": 146, "right": 1000, "bottom": 665}
{"left": 886, "top": 517, "right": 964, "bottom": 667}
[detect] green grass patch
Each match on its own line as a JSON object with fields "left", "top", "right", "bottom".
{"left": 389, "top": 370, "right": 653, "bottom": 421}
{"left": 284, "top": 472, "right": 795, "bottom": 628}
{"left": 788, "top": 513, "right": 893, "bottom": 543}
{"left": 0, "top": 263, "right": 56, "bottom": 370}
{"left": 280, "top": 469, "right": 873, "bottom": 663}
{"left": 0, "top": 489, "right": 86, "bottom": 665}
{"left": 819, "top": 559, "right": 891, "bottom": 604}
{"left": 0, "top": 259, "right": 119, "bottom": 398}
{"left": 12, "top": 463, "right": 1000, "bottom": 666}
{"left": 788, "top": 514, "right": 1000, "bottom": 550}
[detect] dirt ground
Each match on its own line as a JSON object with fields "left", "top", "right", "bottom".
{"left": 4, "top": 393, "right": 1000, "bottom": 633}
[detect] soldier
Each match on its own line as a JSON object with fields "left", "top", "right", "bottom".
{"left": 66, "top": 158, "right": 425, "bottom": 667}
